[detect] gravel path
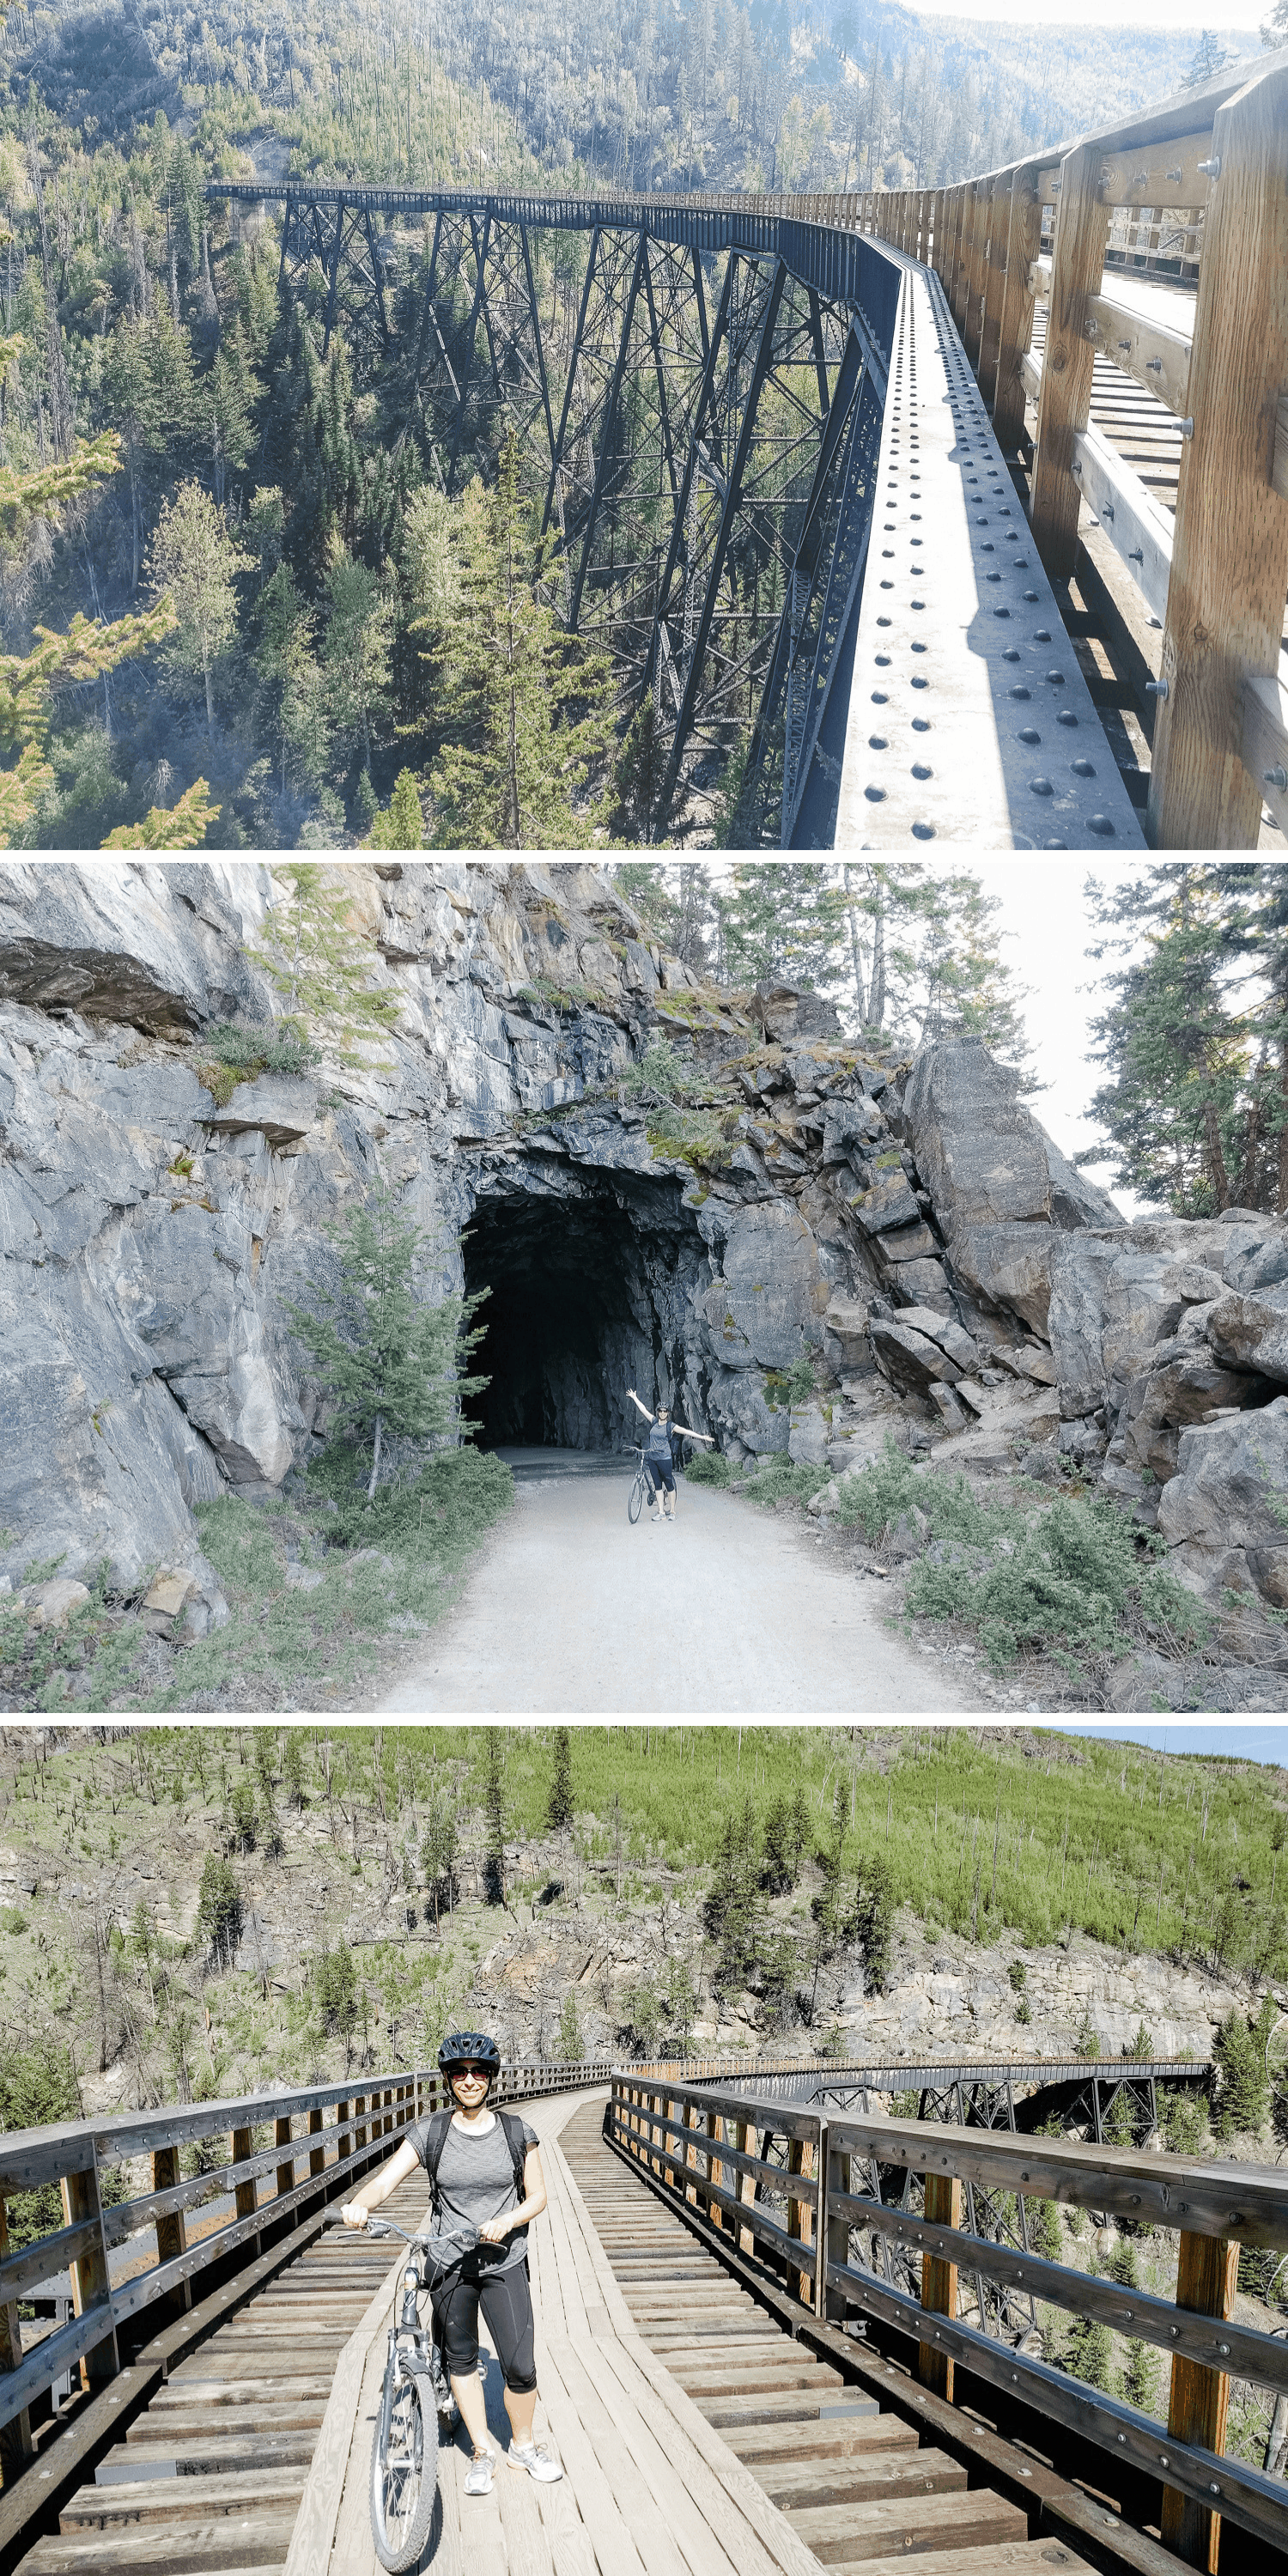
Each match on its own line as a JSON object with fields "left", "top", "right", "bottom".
{"left": 376, "top": 1450, "right": 985, "bottom": 1715}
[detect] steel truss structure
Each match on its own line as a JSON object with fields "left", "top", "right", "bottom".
{"left": 211, "top": 181, "right": 901, "bottom": 845}
{"left": 706, "top": 2058, "right": 1201, "bottom": 2360}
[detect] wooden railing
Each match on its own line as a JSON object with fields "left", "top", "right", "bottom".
{"left": 610, "top": 2071, "right": 1288, "bottom": 2570}
{"left": 844, "top": 48, "right": 1288, "bottom": 854}
{"left": 0, "top": 2057, "right": 611, "bottom": 2472}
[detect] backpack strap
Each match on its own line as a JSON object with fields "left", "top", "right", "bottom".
{"left": 497, "top": 2109, "right": 529, "bottom": 2203}
{"left": 419, "top": 2106, "right": 454, "bottom": 2206}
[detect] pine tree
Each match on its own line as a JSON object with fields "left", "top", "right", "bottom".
{"left": 253, "top": 861, "right": 399, "bottom": 1055}
{"left": 368, "top": 769, "right": 426, "bottom": 851}
{"left": 482, "top": 1729, "right": 507, "bottom": 1907}
{"left": 196, "top": 1853, "right": 242, "bottom": 1969}
{"left": 547, "top": 1727, "right": 574, "bottom": 1837}
{"left": 146, "top": 481, "right": 252, "bottom": 741}
{"left": 762, "top": 1791, "right": 794, "bottom": 1894}
{"left": 1122, "top": 2339, "right": 1157, "bottom": 2414}
{"left": 324, "top": 553, "right": 396, "bottom": 779}
{"left": 286, "top": 1176, "right": 486, "bottom": 1500}
{"left": 426, "top": 427, "right": 617, "bottom": 847}
{"left": 1080, "top": 867, "right": 1250, "bottom": 1215}
{"left": 1214, "top": 2001, "right": 1273, "bottom": 2137}
{"left": 421, "top": 1794, "right": 459, "bottom": 1929}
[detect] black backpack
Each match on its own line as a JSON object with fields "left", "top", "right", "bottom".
{"left": 418, "top": 2105, "right": 529, "bottom": 2209}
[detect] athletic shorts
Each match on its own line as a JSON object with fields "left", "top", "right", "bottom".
{"left": 435, "top": 2257, "right": 537, "bottom": 2394}
{"left": 643, "top": 1458, "right": 676, "bottom": 1494}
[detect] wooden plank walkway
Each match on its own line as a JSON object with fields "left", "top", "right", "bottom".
{"left": 15, "top": 2168, "right": 432, "bottom": 2576}
{"left": 9, "top": 2085, "right": 1105, "bottom": 2576}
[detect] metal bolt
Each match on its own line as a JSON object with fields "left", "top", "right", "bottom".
{"left": 1197, "top": 157, "right": 1221, "bottom": 179}
{"left": 1146, "top": 356, "right": 1163, "bottom": 373}
{"left": 1118, "top": 338, "right": 1132, "bottom": 351}
{"left": 1167, "top": 168, "right": 1183, "bottom": 184}
{"left": 1266, "top": 767, "right": 1288, "bottom": 793}
{"left": 1146, "top": 679, "right": 1170, "bottom": 700}
{"left": 1051, "top": 179, "right": 1062, "bottom": 193}
{"left": 1133, "top": 170, "right": 1148, "bottom": 187}
{"left": 1129, "top": 548, "right": 1144, "bottom": 562}
{"left": 1102, "top": 503, "right": 1115, "bottom": 520}
{"left": 1179, "top": 418, "right": 1194, "bottom": 439}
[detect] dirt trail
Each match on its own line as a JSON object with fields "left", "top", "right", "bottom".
{"left": 376, "top": 1451, "right": 985, "bottom": 1715}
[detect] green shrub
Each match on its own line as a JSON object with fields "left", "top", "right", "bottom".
{"left": 0, "top": 2043, "right": 80, "bottom": 2248}
{"left": 743, "top": 1455, "right": 831, "bottom": 1510}
{"left": 686, "top": 1449, "right": 732, "bottom": 1487}
{"left": 785, "top": 1351, "right": 815, "bottom": 1404}
{"left": 196, "top": 1018, "right": 317, "bottom": 1108}
{"left": 1008, "top": 1960, "right": 1027, "bottom": 1992}
{"left": 1074, "top": 2008, "right": 1101, "bottom": 2059}
{"left": 305, "top": 1442, "right": 514, "bottom": 1554}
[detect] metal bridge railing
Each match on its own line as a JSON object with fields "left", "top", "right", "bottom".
{"left": 609, "top": 2068, "right": 1288, "bottom": 2567}
{"left": 0, "top": 2057, "right": 611, "bottom": 2468}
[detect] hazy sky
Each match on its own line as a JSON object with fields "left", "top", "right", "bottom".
{"left": 902, "top": 1, "right": 1268, "bottom": 27}
{"left": 969, "top": 858, "right": 1130, "bottom": 1194}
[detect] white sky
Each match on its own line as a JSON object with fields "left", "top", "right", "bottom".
{"left": 969, "top": 857, "right": 1124, "bottom": 1194}
{"left": 901, "top": 2, "right": 1268, "bottom": 27}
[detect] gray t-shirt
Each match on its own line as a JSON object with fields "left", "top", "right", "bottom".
{"left": 410, "top": 2111, "right": 538, "bottom": 2273}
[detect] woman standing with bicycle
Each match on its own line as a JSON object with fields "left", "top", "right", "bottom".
{"left": 343, "top": 2032, "right": 562, "bottom": 2496}
{"left": 626, "top": 1386, "right": 714, "bottom": 1521}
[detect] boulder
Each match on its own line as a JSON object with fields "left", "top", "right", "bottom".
{"left": 1222, "top": 1225, "right": 1288, "bottom": 1297}
{"left": 943, "top": 1222, "right": 1060, "bottom": 1334}
{"left": 892, "top": 1305, "right": 980, "bottom": 1373}
{"left": 890, "top": 1258, "right": 956, "bottom": 1311}
{"left": 1206, "top": 1291, "right": 1288, "bottom": 1384}
{"left": 1121, "top": 1342, "right": 1273, "bottom": 1484}
{"left": 203, "top": 1074, "right": 318, "bottom": 1145}
{"left": 902, "top": 1038, "right": 1123, "bottom": 1236}
{"left": 704, "top": 1365, "right": 791, "bottom": 1456}
{"left": 872, "top": 1317, "right": 962, "bottom": 1394}
{"left": 1048, "top": 1236, "right": 1121, "bottom": 1418}
{"left": 821, "top": 1291, "right": 871, "bottom": 1374}
{"left": 873, "top": 1218, "right": 942, "bottom": 1266}
{"left": 754, "top": 985, "right": 841, "bottom": 1045}
{"left": 788, "top": 1402, "right": 829, "bottom": 1466}
{"left": 27, "top": 1577, "right": 91, "bottom": 1628}
{"left": 850, "top": 1167, "right": 921, "bottom": 1236}
{"left": 822, "top": 1097, "right": 885, "bottom": 1163}
{"left": 1157, "top": 1397, "right": 1288, "bottom": 1605}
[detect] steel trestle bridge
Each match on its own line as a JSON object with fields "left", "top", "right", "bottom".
{"left": 209, "top": 175, "right": 1151, "bottom": 847}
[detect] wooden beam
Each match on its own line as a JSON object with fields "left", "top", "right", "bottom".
{"left": 0, "top": 2198, "right": 33, "bottom": 2486}
{"left": 151, "top": 2142, "right": 191, "bottom": 2318}
{"left": 962, "top": 182, "right": 987, "bottom": 365}
{"left": 308, "top": 2105, "right": 325, "bottom": 2178}
{"left": 977, "top": 171, "right": 1012, "bottom": 412}
{"left": 787, "top": 2136, "right": 815, "bottom": 2306}
{"left": 59, "top": 2163, "right": 118, "bottom": 2396}
{"left": 735, "top": 2120, "right": 756, "bottom": 2255}
{"left": 1149, "top": 61, "right": 1288, "bottom": 847}
{"left": 1084, "top": 289, "right": 1193, "bottom": 416}
{"left": 1242, "top": 668, "right": 1288, "bottom": 837}
{"left": 275, "top": 2114, "right": 295, "bottom": 2199}
{"left": 1160, "top": 2229, "right": 1238, "bottom": 2571}
{"left": 1072, "top": 416, "right": 1175, "bottom": 624}
{"left": 1031, "top": 138, "right": 1111, "bottom": 575}
{"left": 1098, "top": 132, "right": 1214, "bottom": 210}
{"left": 1273, "top": 386, "right": 1288, "bottom": 503}
{"left": 993, "top": 171, "right": 1043, "bottom": 449}
{"left": 919, "top": 2172, "right": 961, "bottom": 2403}
{"left": 705, "top": 2110, "right": 724, "bottom": 2231}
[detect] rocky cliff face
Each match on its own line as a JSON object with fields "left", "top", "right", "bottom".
{"left": 3, "top": 858, "right": 1287, "bottom": 1670}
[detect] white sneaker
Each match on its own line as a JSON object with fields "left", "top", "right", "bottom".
{"left": 465, "top": 2449, "right": 495, "bottom": 2496}
{"left": 508, "top": 2441, "right": 562, "bottom": 2482}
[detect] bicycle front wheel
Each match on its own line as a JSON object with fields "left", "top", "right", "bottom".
{"left": 370, "top": 2364, "right": 439, "bottom": 2573}
{"left": 628, "top": 1473, "right": 644, "bottom": 1525}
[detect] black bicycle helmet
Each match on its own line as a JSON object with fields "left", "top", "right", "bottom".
{"left": 438, "top": 2030, "right": 501, "bottom": 2076}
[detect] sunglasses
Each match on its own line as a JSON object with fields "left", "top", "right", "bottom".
{"left": 453, "top": 2065, "right": 489, "bottom": 2081}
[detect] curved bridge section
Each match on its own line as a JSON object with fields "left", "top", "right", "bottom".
{"left": 209, "top": 175, "right": 1147, "bottom": 848}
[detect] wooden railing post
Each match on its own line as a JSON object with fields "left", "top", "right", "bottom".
{"left": 823, "top": 2139, "right": 848, "bottom": 2324}
{"left": 308, "top": 2106, "right": 325, "bottom": 2177}
{"left": 60, "top": 2157, "right": 118, "bottom": 2394}
{"left": 706, "top": 2110, "right": 723, "bottom": 2230}
{"left": 684, "top": 2101, "right": 698, "bottom": 2206}
{"left": 735, "top": 2120, "right": 756, "bottom": 2254}
{"left": 787, "top": 2135, "right": 814, "bottom": 2306}
{"left": 919, "top": 2171, "right": 962, "bottom": 2401}
{"left": 1149, "top": 61, "right": 1288, "bottom": 848}
{"left": 355, "top": 2095, "right": 367, "bottom": 2153}
{"left": 336, "top": 2099, "right": 349, "bottom": 2172}
{"left": 1160, "top": 2229, "right": 1238, "bottom": 2571}
{"left": 1030, "top": 139, "right": 1110, "bottom": 574}
{"left": 231, "top": 2124, "right": 257, "bottom": 2234}
{"left": 275, "top": 2115, "right": 295, "bottom": 2200}
{"left": 0, "top": 2195, "right": 33, "bottom": 2481}
{"left": 152, "top": 2142, "right": 191, "bottom": 2316}
{"left": 993, "top": 165, "right": 1043, "bottom": 450}
{"left": 978, "top": 170, "right": 1012, "bottom": 410}
{"left": 813, "top": 2118, "right": 829, "bottom": 2318}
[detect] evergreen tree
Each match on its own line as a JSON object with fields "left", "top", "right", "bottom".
{"left": 324, "top": 553, "right": 396, "bottom": 779}
{"left": 1121, "top": 2339, "right": 1157, "bottom": 2414}
{"left": 1080, "top": 867, "right": 1251, "bottom": 1215}
{"left": 556, "top": 1990, "right": 584, "bottom": 2061}
{"left": 286, "top": 1176, "right": 487, "bottom": 1499}
{"left": 254, "top": 566, "right": 330, "bottom": 797}
{"left": 848, "top": 1849, "right": 895, "bottom": 1993}
{"left": 146, "top": 480, "right": 252, "bottom": 740}
{"left": 1214, "top": 2000, "right": 1273, "bottom": 2137}
{"left": 482, "top": 1728, "right": 507, "bottom": 1906}
{"left": 253, "top": 860, "right": 399, "bottom": 1054}
{"left": 426, "top": 427, "right": 617, "bottom": 847}
{"left": 283, "top": 1734, "right": 307, "bottom": 1810}
{"left": 196, "top": 1852, "right": 242, "bottom": 1969}
{"left": 547, "top": 1726, "right": 574, "bottom": 1837}
{"left": 724, "top": 861, "right": 843, "bottom": 990}
{"left": 762, "top": 1790, "right": 795, "bottom": 1894}
{"left": 421, "top": 1793, "right": 459, "bottom": 1929}
{"left": 368, "top": 769, "right": 426, "bottom": 850}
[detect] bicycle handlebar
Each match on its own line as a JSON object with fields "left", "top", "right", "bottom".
{"left": 323, "top": 2211, "right": 479, "bottom": 2251}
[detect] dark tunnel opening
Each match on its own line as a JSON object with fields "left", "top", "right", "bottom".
{"left": 462, "top": 1176, "right": 707, "bottom": 1453}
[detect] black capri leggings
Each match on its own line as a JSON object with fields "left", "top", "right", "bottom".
{"left": 436, "top": 2257, "right": 537, "bottom": 2394}
{"left": 643, "top": 1457, "right": 676, "bottom": 1494}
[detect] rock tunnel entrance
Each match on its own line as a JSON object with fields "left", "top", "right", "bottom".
{"left": 462, "top": 1168, "right": 709, "bottom": 1453}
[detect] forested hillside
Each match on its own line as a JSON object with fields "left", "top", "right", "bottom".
{"left": 0, "top": 4, "right": 1263, "bottom": 848}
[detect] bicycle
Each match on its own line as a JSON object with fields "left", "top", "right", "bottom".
{"left": 627, "top": 1443, "right": 651, "bottom": 1525}
{"left": 326, "top": 2210, "right": 477, "bottom": 2573}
